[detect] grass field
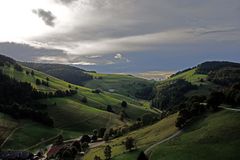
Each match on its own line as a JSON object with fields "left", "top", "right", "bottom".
{"left": 0, "top": 113, "right": 18, "bottom": 145}
{"left": 83, "top": 113, "right": 178, "bottom": 160}
{"left": 84, "top": 72, "right": 154, "bottom": 98}
{"left": 2, "top": 120, "right": 60, "bottom": 150}
{"left": 150, "top": 110, "right": 240, "bottom": 160}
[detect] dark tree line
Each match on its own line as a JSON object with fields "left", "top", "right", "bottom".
{"left": 196, "top": 61, "right": 240, "bottom": 74}
{"left": 207, "top": 67, "right": 240, "bottom": 86}
{"left": 0, "top": 103, "right": 53, "bottom": 127}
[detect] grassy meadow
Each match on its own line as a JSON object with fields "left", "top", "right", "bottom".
{"left": 150, "top": 110, "right": 240, "bottom": 160}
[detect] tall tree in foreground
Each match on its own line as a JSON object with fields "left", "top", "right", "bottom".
{"left": 104, "top": 145, "right": 112, "bottom": 160}
{"left": 125, "top": 137, "right": 136, "bottom": 151}
{"left": 137, "top": 151, "right": 148, "bottom": 160}
{"left": 121, "top": 101, "right": 128, "bottom": 108}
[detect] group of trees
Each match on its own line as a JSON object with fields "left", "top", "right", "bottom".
{"left": 175, "top": 89, "right": 233, "bottom": 129}
{"left": 133, "top": 82, "right": 154, "bottom": 100}
{"left": 23, "top": 62, "right": 93, "bottom": 86}
{"left": 92, "top": 89, "right": 102, "bottom": 94}
{"left": 151, "top": 79, "right": 197, "bottom": 110}
{"left": 36, "top": 78, "right": 49, "bottom": 87}
{"left": 224, "top": 83, "right": 240, "bottom": 105}
{"left": 94, "top": 137, "right": 138, "bottom": 160}
{"left": 175, "top": 95, "right": 207, "bottom": 129}
{"left": 0, "top": 71, "right": 56, "bottom": 126}
{"left": 207, "top": 67, "right": 240, "bottom": 86}
{"left": 50, "top": 135, "right": 85, "bottom": 160}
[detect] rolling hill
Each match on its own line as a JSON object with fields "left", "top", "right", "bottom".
{"left": 0, "top": 54, "right": 158, "bottom": 151}
{"left": 22, "top": 62, "right": 155, "bottom": 100}
{"left": 151, "top": 61, "right": 240, "bottom": 111}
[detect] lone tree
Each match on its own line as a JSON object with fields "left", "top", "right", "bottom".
{"left": 98, "top": 128, "right": 106, "bottom": 138}
{"left": 121, "top": 101, "right": 127, "bottom": 108}
{"left": 81, "top": 96, "right": 88, "bottom": 103}
{"left": 31, "top": 70, "right": 34, "bottom": 76}
{"left": 36, "top": 79, "right": 41, "bottom": 85}
{"left": 137, "top": 151, "right": 148, "bottom": 160}
{"left": 80, "top": 135, "right": 91, "bottom": 143}
{"left": 103, "top": 132, "right": 110, "bottom": 142}
{"left": 92, "top": 129, "right": 98, "bottom": 142}
{"left": 104, "top": 145, "right": 112, "bottom": 160}
{"left": 107, "top": 105, "right": 113, "bottom": 112}
{"left": 125, "top": 137, "right": 135, "bottom": 151}
{"left": 94, "top": 155, "right": 101, "bottom": 160}
{"left": 207, "top": 91, "right": 225, "bottom": 111}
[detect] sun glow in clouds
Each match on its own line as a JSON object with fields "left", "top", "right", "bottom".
{"left": 0, "top": 0, "right": 70, "bottom": 42}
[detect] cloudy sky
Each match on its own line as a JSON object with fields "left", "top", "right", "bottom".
{"left": 0, "top": 0, "right": 240, "bottom": 72}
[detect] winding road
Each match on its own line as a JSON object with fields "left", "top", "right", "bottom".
{"left": 144, "top": 130, "right": 182, "bottom": 156}
{"left": 144, "top": 105, "right": 240, "bottom": 158}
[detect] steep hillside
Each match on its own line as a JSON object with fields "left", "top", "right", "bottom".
{"left": 150, "top": 110, "right": 240, "bottom": 160}
{"left": 22, "top": 62, "right": 93, "bottom": 85}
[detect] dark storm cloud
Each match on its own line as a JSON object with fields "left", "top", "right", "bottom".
{"left": 32, "top": 9, "right": 56, "bottom": 27}
{"left": 32, "top": 0, "right": 240, "bottom": 55}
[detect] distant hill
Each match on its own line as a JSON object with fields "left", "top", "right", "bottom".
{"left": 22, "top": 62, "right": 93, "bottom": 85}
{"left": 152, "top": 61, "right": 240, "bottom": 111}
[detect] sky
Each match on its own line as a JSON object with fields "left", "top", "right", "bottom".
{"left": 0, "top": 0, "right": 240, "bottom": 73}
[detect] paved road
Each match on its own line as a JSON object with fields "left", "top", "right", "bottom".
{"left": 144, "top": 130, "right": 182, "bottom": 156}
{"left": 220, "top": 106, "right": 240, "bottom": 112}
